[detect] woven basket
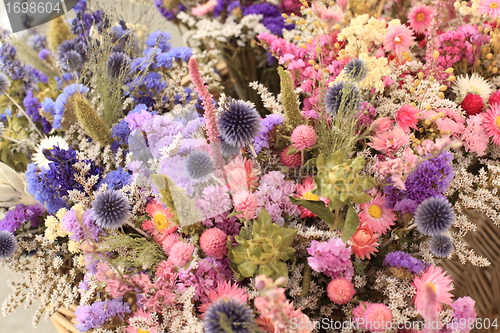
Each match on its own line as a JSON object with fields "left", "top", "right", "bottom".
{"left": 441, "top": 210, "right": 500, "bottom": 333}
{"left": 50, "top": 305, "right": 87, "bottom": 333}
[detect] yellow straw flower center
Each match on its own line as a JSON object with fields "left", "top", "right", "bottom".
{"left": 303, "top": 191, "right": 320, "bottom": 201}
{"left": 153, "top": 213, "right": 169, "bottom": 231}
{"left": 138, "top": 329, "right": 150, "bottom": 333}
{"left": 416, "top": 12, "right": 426, "bottom": 21}
{"left": 496, "top": 115, "right": 500, "bottom": 129}
{"left": 394, "top": 35, "right": 402, "bottom": 44}
{"left": 368, "top": 204, "right": 383, "bottom": 219}
{"left": 490, "top": 2, "right": 499, "bottom": 9}
{"left": 427, "top": 282, "right": 437, "bottom": 292}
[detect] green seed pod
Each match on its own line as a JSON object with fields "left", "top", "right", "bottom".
{"left": 71, "top": 95, "right": 113, "bottom": 146}
{"left": 47, "top": 16, "right": 74, "bottom": 54}
{"left": 278, "top": 67, "right": 303, "bottom": 131}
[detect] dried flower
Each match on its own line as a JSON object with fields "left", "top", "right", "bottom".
{"left": 218, "top": 99, "right": 261, "bottom": 147}
{"left": 414, "top": 196, "right": 454, "bottom": 236}
{"left": 200, "top": 227, "right": 228, "bottom": 259}
{"left": 327, "top": 278, "right": 355, "bottom": 304}
{"left": 91, "top": 190, "right": 131, "bottom": 229}
{"left": 203, "top": 298, "right": 256, "bottom": 333}
{"left": 291, "top": 125, "right": 317, "bottom": 151}
{"left": 429, "top": 234, "right": 454, "bottom": 257}
{"left": 0, "top": 230, "right": 17, "bottom": 259}
{"left": 185, "top": 151, "right": 214, "bottom": 182}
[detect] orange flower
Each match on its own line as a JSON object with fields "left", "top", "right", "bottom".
{"left": 350, "top": 225, "right": 379, "bottom": 260}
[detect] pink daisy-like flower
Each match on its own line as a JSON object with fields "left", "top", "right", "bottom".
{"left": 412, "top": 265, "right": 454, "bottom": 313}
{"left": 291, "top": 125, "right": 317, "bottom": 151}
{"left": 395, "top": 105, "right": 420, "bottom": 132}
{"left": 198, "top": 280, "right": 249, "bottom": 315}
{"left": 408, "top": 5, "right": 434, "bottom": 34}
{"left": 233, "top": 190, "right": 259, "bottom": 219}
{"left": 126, "top": 309, "right": 158, "bottom": 333}
{"left": 350, "top": 225, "right": 379, "bottom": 260}
{"left": 359, "top": 194, "right": 396, "bottom": 234}
{"left": 483, "top": 104, "right": 500, "bottom": 146}
{"left": 478, "top": 0, "right": 500, "bottom": 18}
{"left": 368, "top": 126, "right": 410, "bottom": 154}
{"left": 294, "top": 176, "right": 329, "bottom": 218}
{"left": 383, "top": 24, "right": 415, "bottom": 55}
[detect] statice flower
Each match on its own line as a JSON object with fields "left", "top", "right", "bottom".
{"left": 255, "top": 171, "right": 299, "bottom": 226}
{"left": 23, "top": 91, "right": 52, "bottom": 133}
{"left": 74, "top": 299, "right": 131, "bottom": 331}
{"left": 382, "top": 251, "right": 426, "bottom": 274}
{"left": 307, "top": 238, "right": 354, "bottom": 280}
{"left": 450, "top": 297, "right": 477, "bottom": 333}
{"left": 98, "top": 168, "right": 131, "bottom": 190}
{"left": 155, "top": 47, "right": 193, "bottom": 69}
{"left": 61, "top": 209, "right": 105, "bottom": 241}
{"left": 145, "top": 31, "right": 172, "bottom": 52}
{"left": 253, "top": 114, "right": 284, "bottom": 153}
{"left": 202, "top": 211, "right": 241, "bottom": 236}
{"left": 111, "top": 119, "right": 131, "bottom": 145}
{"left": 0, "top": 203, "right": 46, "bottom": 233}
{"left": 243, "top": 3, "right": 293, "bottom": 36}
{"left": 384, "top": 151, "right": 454, "bottom": 214}
{"left": 177, "top": 257, "right": 233, "bottom": 303}
{"left": 195, "top": 185, "right": 232, "bottom": 220}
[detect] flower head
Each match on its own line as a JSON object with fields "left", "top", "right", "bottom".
{"left": 0, "top": 72, "right": 11, "bottom": 95}
{"left": 414, "top": 196, "right": 454, "bottom": 236}
{"left": 483, "top": 104, "right": 500, "bottom": 146}
{"left": 307, "top": 238, "right": 354, "bottom": 279}
{"left": 219, "top": 99, "right": 261, "bottom": 147}
{"left": 344, "top": 58, "right": 368, "bottom": 82}
{"left": 203, "top": 298, "right": 256, "bottom": 333}
{"left": 280, "top": 148, "right": 302, "bottom": 167}
{"left": 200, "top": 227, "right": 228, "bottom": 259}
{"left": 383, "top": 24, "right": 415, "bottom": 55}
{"left": 383, "top": 251, "right": 426, "bottom": 274}
{"left": 478, "top": 0, "right": 500, "bottom": 18}
{"left": 233, "top": 190, "right": 258, "bottom": 220}
{"left": 453, "top": 73, "right": 493, "bottom": 103}
{"left": 108, "top": 52, "right": 131, "bottom": 78}
{"left": 395, "top": 105, "right": 420, "bottom": 132}
{"left": 361, "top": 303, "right": 393, "bottom": 332}
{"left": 451, "top": 297, "right": 477, "bottom": 333}
{"left": 91, "top": 190, "right": 131, "bottom": 229}
{"left": 359, "top": 194, "right": 396, "bottom": 234}
{"left": 412, "top": 265, "right": 453, "bottom": 313}
{"left": 325, "top": 82, "right": 360, "bottom": 116}
{"left": 408, "top": 5, "right": 433, "bottom": 34}
{"left": 291, "top": 125, "right": 317, "bottom": 151}
{"left": 327, "top": 278, "right": 355, "bottom": 304}
{"left": 60, "top": 50, "right": 83, "bottom": 72}
{"left": 429, "top": 234, "right": 454, "bottom": 257}
{"left": 32, "top": 136, "right": 70, "bottom": 169}
{"left": 168, "top": 241, "right": 194, "bottom": 267}
{"left": 0, "top": 230, "right": 17, "bottom": 259}
{"left": 350, "top": 225, "right": 379, "bottom": 260}
{"left": 198, "top": 281, "right": 249, "bottom": 315}
{"left": 185, "top": 150, "right": 214, "bottom": 182}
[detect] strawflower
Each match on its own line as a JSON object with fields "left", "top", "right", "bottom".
{"left": 359, "top": 194, "right": 396, "bottom": 234}
{"left": 412, "top": 265, "right": 453, "bottom": 313}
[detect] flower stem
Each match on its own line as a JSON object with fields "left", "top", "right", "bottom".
{"left": 5, "top": 93, "right": 44, "bottom": 138}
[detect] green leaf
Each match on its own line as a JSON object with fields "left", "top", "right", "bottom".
{"left": 341, "top": 203, "right": 360, "bottom": 242}
{"left": 226, "top": 210, "right": 244, "bottom": 218}
{"left": 289, "top": 196, "right": 335, "bottom": 226}
{"left": 238, "top": 261, "right": 258, "bottom": 277}
{"left": 353, "top": 261, "right": 367, "bottom": 276}
{"left": 351, "top": 192, "right": 373, "bottom": 204}
{"left": 278, "top": 227, "right": 298, "bottom": 248}
{"left": 286, "top": 145, "right": 299, "bottom": 155}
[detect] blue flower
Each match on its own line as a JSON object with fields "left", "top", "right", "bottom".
{"left": 99, "top": 168, "right": 131, "bottom": 190}
{"left": 0, "top": 230, "right": 17, "bottom": 259}
{"left": 185, "top": 151, "right": 214, "bottom": 181}
{"left": 429, "top": 234, "right": 454, "bottom": 257}
{"left": 414, "top": 196, "right": 454, "bottom": 236}
{"left": 91, "top": 190, "right": 131, "bottom": 229}
{"left": 344, "top": 58, "right": 368, "bottom": 82}
{"left": 325, "top": 81, "right": 360, "bottom": 116}
{"left": 145, "top": 31, "right": 172, "bottom": 52}
{"left": 203, "top": 298, "right": 256, "bottom": 333}
{"left": 218, "top": 99, "right": 261, "bottom": 147}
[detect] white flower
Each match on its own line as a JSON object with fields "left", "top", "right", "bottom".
{"left": 453, "top": 73, "right": 493, "bottom": 103}
{"left": 32, "top": 136, "right": 70, "bottom": 169}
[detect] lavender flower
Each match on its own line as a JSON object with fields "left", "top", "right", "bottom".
{"left": 195, "top": 184, "right": 232, "bottom": 220}
{"left": 382, "top": 251, "right": 426, "bottom": 274}
{"left": 252, "top": 114, "right": 284, "bottom": 153}
{"left": 74, "top": 299, "right": 131, "bottom": 331}
{"left": 307, "top": 238, "right": 354, "bottom": 279}
{"left": 0, "top": 203, "right": 46, "bottom": 233}
{"left": 91, "top": 190, "right": 131, "bottom": 229}
{"left": 0, "top": 230, "right": 17, "bottom": 259}
{"left": 23, "top": 91, "right": 52, "bottom": 133}
{"left": 61, "top": 209, "right": 105, "bottom": 241}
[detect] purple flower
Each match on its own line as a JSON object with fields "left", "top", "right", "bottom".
{"left": 449, "top": 297, "right": 477, "bottom": 333}
{"left": 145, "top": 31, "right": 172, "bottom": 52}
{"left": 195, "top": 185, "right": 232, "bottom": 220}
{"left": 61, "top": 209, "right": 105, "bottom": 241}
{"left": 74, "top": 299, "right": 131, "bottom": 331}
{"left": 23, "top": 90, "right": 52, "bottom": 133}
{"left": 382, "top": 251, "right": 426, "bottom": 274}
{"left": 307, "top": 238, "right": 354, "bottom": 279}
{"left": 253, "top": 114, "right": 284, "bottom": 153}
{"left": 0, "top": 203, "right": 46, "bottom": 233}
{"left": 99, "top": 168, "right": 131, "bottom": 190}
{"left": 202, "top": 211, "right": 241, "bottom": 236}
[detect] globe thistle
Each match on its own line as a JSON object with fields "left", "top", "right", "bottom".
{"left": 325, "top": 82, "right": 360, "bottom": 116}
{"left": 108, "top": 52, "right": 131, "bottom": 79}
{"left": 60, "top": 50, "right": 83, "bottom": 72}
{"left": 344, "top": 58, "right": 368, "bottom": 82}
{"left": 91, "top": 190, "right": 131, "bottom": 229}
{"left": 0, "top": 72, "right": 10, "bottom": 95}
{"left": 203, "top": 298, "right": 256, "bottom": 333}
{"left": 185, "top": 151, "right": 214, "bottom": 181}
{"left": 219, "top": 99, "right": 261, "bottom": 147}
{"left": 414, "top": 196, "right": 454, "bottom": 236}
{"left": 0, "top": 230, "right": 17, "bottom": 259}
{"left": 221, "top": 140, "right": 240, "bottom": 156}
{"left": 429, "top": 234, "right": 454, "bottom": 257}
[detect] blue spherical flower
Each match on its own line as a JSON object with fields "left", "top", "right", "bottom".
{"left": 186, "top": 151, "right": 213, "bottom": 181}
{"left": 60, "top": 50, "right": 83, "bottom": 72}
{"left": 0, "top": 72, "right": 10, "bottom": 96}
{"left": 219, "top": 99, "right": 261, "bottom": 147}
{"left": 203, "top": 298, "right": 256, "bottom": 333}
{"left": 325, "top": 82, "right": 360, "bottom": 116}
{"left": 91, "top": 190, "right": 130, "bottom": 229}
{"left": 0, "top": 230, "right": 17, "bottom": 259}
{"left": 344, "top": 58, "right": 368, "bottom": 82}
{"left": 108, "top": 52, "right": 130, "bottom": 78}
{"left": 414, "top": 196, "right": 454, "bottom": 236}
{"left": 429, "top": 234, "right": 454, "bottom": 258}
{"left": 221, "top": 140, "right": 240, "bottom": 156}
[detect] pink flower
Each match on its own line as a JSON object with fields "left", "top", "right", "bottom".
{"left": 395, "top": 105, "right": 420, "bottom": 132}
{"left": 362, "top": 303, "right": 393, "bottom": 332}
{"left": 461, "top": 114, "right": 489, "bottom": 156}
{"left": 483, "top": 104, "right": 500, "bottom": 146}
{"left": 199, "top": 227, "right": 228, "bottom": 259}
{"left": 280, "top": 147, "right": 302, "bottom": 167}
{"left": 372, "top": 117, "right": 393, "bottom": 132}
{"left": 233, "top": 190, "right": 259, "bottom": 219}
{"left": 327, "top": 278, "right": 356, "bottom": 304}
{"left": 224, "top": 155, "right": 260, "bottom": 192}
{"left": 168, "top": 241, "right": 194, "bottom": 267}
{"left": 311, "top": 2, "right": 344, "bottom": 30}
{"left": 412, "top": 265, "right": 454, "bottom": 313}
{"left": 359, "top": 194, "right": 396, "bottom": 234}
{"left": 295, "top": 176, "right": 329, "bottom": 218}
{"left": 478, "top": 0, "right": 500, "bottom": 18}
{"left": 408, "top": 5, "right": 434, "bottom": 34}
{"left": 161, "top": 231, "right": 181, "bottom": 255}
{"left": 373, "top": 157, "right": 405, "bottom": 190}
{"left": 383, "top": 24, "right": 415, "bottom": 55}
{"left": 350, "top": 225, "right": 379, "bottom": 260}
{"left": 198, "top": 281, "right": 249, "bottom": 315}
{"left": 291, "top": 125, "right": 317, "bottom": 151}
{"left": 126, "top": 309, "right": 158, "bottom": 333}
{"left": 369, "top": 126, "right": 410, "bottom": 154}
{"left": 191, "top": 0, "right": 217, "bottom": 15}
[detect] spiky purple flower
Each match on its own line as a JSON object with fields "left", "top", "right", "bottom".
{"left": 91, "top": 190, "right": 130, "bottom": 229}
{"left": 0, "top": 230, "right": 17, "bottom": 259}
{"left": 429, "top": 234, "right": 454, "bottom": 257}
{"left": 414, "top": 196, "right": 454, "bottom": 236}
{"left": 203, "top": 298, "right": 256, "bottom": 333}
{"left": 218, "top": 99, "right": 261, "bottom": 147}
